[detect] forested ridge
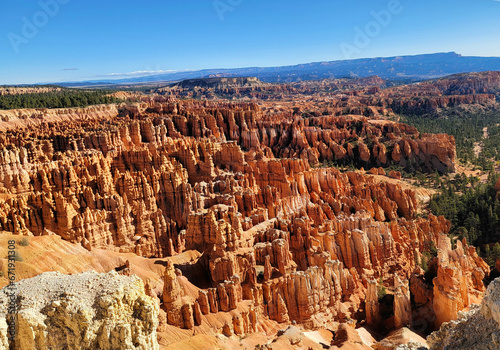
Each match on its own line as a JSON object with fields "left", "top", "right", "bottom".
{"left": 0, "top": 89, "right": 122, "bottom": 110}
{"left": 397, "top": 103, "right": 500, "bottom": 267}
{"left": 402, "top": 106, "right": 500, "bottom": 171}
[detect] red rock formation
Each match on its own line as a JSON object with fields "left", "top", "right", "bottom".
{"left": 365, "top": 279, "right": 382, "bottom": 327}
{"left": 162, "top": 261, "right": 183, "bottom": 327}
{"left": 0, "top": 99, "right": 487, "bottom": 341}
{"left": 433, "top": 237, "right": 489, "bottom": 328}
{"left": 394, "top": 275, "right": 412, "bottom": 328}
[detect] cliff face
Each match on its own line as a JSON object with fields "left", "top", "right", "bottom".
{"left": 0, "top": 104, "right": 119, "bottom": 131}
{"left": 155, "top": 72, "right": 500, "bottom": 117}
{"left": 376, "top": 71, "right": 500, "bottom": 115}
{"left": 387, "top": 93, "right": 495, "bottom": 115}
{"left": 432, "top": 237, "right": 489, "bottom": 328}
{"left": 0, "top": 271, "right": 159, "bottom": 350}
{"left": 422, "top": 71, "right": 500, "bottom": 96}
{"left": 157, "top": 71, "right": 500, "bottom": 112}
{"left": 428, "top": 277, "right": 500, "bottom": 350}
{"left": 159, "top": 77, "right": 294, "bottom": 100}
{"left": 0, "top": 100, "right": 488, "bottom": 340}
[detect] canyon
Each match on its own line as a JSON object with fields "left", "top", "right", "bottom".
{"left": 158, "top": 72, "right": 500, "bottom": 118}
{"left": 0, "top": 73, "right": 497, "bottom": 349}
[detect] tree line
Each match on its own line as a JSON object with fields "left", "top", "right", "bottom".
{"left": 428, "top": 171, "right": 500, "bottom": 266}
{"left": 401, "top": 107, "right": 500, "bottom": 171}
{"left": 0, "top": 90, "right": 122, "bottom": 110}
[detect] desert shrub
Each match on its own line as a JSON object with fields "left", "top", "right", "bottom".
{"left": 377, "top": 278, "right": 387, "bottom": 300}
{"left": 18, "top": 237, "right": 29, "bottom": 246}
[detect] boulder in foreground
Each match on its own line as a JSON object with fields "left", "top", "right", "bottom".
{"left": 0, "top": 270, "right": 159, "bottom": 350}
{"left": 428, "top": 277, "right": 500, "bottom": 350}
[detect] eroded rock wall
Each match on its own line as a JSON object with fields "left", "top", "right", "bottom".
{"left": 0, "top": 100, "right": 487, "bottom": 337}
{"left": 428, "top": 277, "right": 500, "bottom": 350}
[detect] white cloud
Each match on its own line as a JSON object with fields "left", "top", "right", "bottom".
{"left": 96, "top": 69, "right": 192, "bottom": 79}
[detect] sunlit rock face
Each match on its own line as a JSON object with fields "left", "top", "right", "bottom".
{"left": 428, "top": 277, "right": 500, "bottom": 350}
{"left": 0, "top": 99, "right": 488, "bottom": 344}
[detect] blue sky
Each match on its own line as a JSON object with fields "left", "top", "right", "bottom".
{"left": 0, "top": 0, "right": 499, "bottom": 85}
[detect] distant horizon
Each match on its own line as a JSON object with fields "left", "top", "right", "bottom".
{"left": 3, "top": 51, "right": 500, "bottom": 86}
{"left": 2, "top": 0, "right": 500, "bottom": 85}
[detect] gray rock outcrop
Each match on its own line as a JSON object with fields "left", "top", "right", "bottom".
{"left": 0, "top": 270, "right": 159, "bottom": 350}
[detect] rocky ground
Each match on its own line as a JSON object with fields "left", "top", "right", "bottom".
{"left": 427, "top": 277, "right": 500, "bottom": 350}
{"left": 0, "top": 270, "right": 159, "bottom": 349}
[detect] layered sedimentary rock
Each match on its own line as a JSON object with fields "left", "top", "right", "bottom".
{"left": 157, "top": 72, "right": 500, "bottom": 116}
{"left": 387, "top": 93, "right": 495, "bottom": 115}
{"left": 428, "top": 277, "right": 500, "bottom": 350}
{"left": 0, "top": 100, "right": 455, "bottom": 252}
{"left": 0, "top": 270, "right": 159, "bottom": 350}
{"left": 365, "top": 279, "right": 382, "bottom": 327}
{"left": 162, "top": 261, "right": 184, "bottom": 327}
{"left": 394, "top": 275, "right": 412, "bottom": 329}
{"left": 0, "top": 104, "right": 119, "bottom": 131}
{"left": 432, "top": 236, "right": 489, "bottom": 327}
{"left": 158, "top": 77, "right": 295, "bottom": 100}
{"left": 0, "top": 99, "right": 487, "bottom": 340}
